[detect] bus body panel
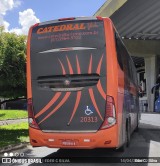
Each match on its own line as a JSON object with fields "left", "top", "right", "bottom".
{"left": 29, "top": 125, "right": 118, "bottom": 149}
{"left": 29, "top": 19, "right": 107, "bottom": 132}
{"left": 27, "top": 25, "right": 34, "bottom": 99}
{"left": 104, "top": 18, "right": 123, "bottom": 147}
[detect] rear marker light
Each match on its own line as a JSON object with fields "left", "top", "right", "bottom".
{"left": 96, "top": 16, "right": 103, "bottom": 20}
{"left": 48, "top": 139, "right": 55, "bottom": 142}
{"left": 58, "top": 17, "right": 75, "bottom": 21}
{"left": 28, "top": 118, "right": 33, "bottom": 124}
{"left": 104, "top": 140, "right": 111, "bottom": 144}
{"left": 84, "top": 139, "right": 90, "bottom": 142}
{"left": 31, "top": 139, "right": 37, "bottom": 143}
{"left": 108, "top": 117, "right": 116, "bottom": 124}
{"left": 100, "top": 96, "right": 116, "bottom": 130}
{"left": 33, "top": 23, "right": 39, "bottom": 28}
{"left": 27, "top": 98, "right": 40, "bottom": 130}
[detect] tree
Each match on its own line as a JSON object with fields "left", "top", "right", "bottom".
{"left": 0, "top": 27, "right": 27, "bottom": 100}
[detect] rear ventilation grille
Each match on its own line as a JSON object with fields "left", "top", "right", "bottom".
{"left": 37, "top": 74, "right": 100, "bottom": 91}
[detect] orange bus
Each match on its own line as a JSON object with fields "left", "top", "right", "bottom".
{"left": 27, "top": 17, "right": 140, "bottom": 151}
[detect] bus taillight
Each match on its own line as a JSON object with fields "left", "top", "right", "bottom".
{"left": 27, "top": 98, "right": 40, "bottom": 130}
{"left": 96, "top": 16, "right": 103, "bottom": 20}
{"left": 58, "top": 17, "right": 75, "bottom": 21}
{"left": 100, "top": 96, "right": 116, "bottom": 130}
{"left": 33, "top": 23, "right": 39, "bottom": 27}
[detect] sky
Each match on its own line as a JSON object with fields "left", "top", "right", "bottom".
{"left": 0, "top": 0, "right": 106, "bottom": 35}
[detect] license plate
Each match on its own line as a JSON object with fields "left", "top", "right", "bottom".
{"left": 61, "top": 140, "right": 78, "bottom": 146}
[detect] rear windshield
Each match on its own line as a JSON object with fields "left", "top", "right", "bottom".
{"left": 30, "top": 19, "right": 106, "bottom": 79}
{"left": 31, "top": 19, "right": 105, "bottom": 53}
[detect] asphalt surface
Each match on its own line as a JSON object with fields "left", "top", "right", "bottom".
{"left": 0, "top": 113, "right": 160, "bottom": 166}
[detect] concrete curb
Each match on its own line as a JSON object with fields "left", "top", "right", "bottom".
{"left": 141, "top": 112, "right": 160, "bottom": 114}
{"left": 0, "top": 143, "right": 29, "bottom": 155}
{"left": 0, "top": 118, "right": 28, "bottom": 126}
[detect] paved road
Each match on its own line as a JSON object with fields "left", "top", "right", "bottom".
{"left": 1, "top": 113, "right": 160, "bottom": 166}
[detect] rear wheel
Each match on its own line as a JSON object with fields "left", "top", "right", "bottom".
{"left": 117, "top": 119, "right": 131, "bottom": 152}
{"left": 117, "top": 142, "right": 126, "bottom": 152}
{"left": 135, "top": 114, "right": 139, "bottom": 132}
{"left": 126, "top": 120, "right": 131, "bottom": 147}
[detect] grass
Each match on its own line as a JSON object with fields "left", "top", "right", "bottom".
{"left": 0, "top": 122, "right": 29, "bottom": 148}
{"left": 0, "top": 110, "right": 28, "bottom": 120}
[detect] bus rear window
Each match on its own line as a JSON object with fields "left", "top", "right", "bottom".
{"left": 31, "top": 20, "right": 105, "bottom": 53}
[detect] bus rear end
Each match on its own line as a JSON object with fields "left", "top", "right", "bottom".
{"left": 27, "top": 17, "right": 118, "bottom": 149}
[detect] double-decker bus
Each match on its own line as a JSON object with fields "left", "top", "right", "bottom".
{"left": 27, "top": 17, "right": 140, "bottom": 151}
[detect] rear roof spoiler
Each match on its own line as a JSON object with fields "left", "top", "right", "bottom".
{"left": 39, "top": 16, "right": 102, "bottom": 26}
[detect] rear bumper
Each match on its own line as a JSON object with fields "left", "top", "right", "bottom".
{"left": 29, "top": 126, "right": 118, "bottom": 149}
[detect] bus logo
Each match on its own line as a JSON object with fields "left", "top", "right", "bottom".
{"left": 37, "top": 23, "right": 86, "bottom": 34}
{"left": 85, "top": 106, "right": 93, "bottom": 116}
{"left": 64, "top": 79, "right": 70, "bottom": 86}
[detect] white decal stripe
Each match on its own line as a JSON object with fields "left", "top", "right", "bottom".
{"left": 39, "top": 47, "right": 97, "bottom": 53}
{"left": 42, "top": 130, "right": 97, "bottom": 133}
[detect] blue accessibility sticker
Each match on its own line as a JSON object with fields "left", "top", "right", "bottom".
{"left": 85, "top": 106, "right": 93, "bottom": 116}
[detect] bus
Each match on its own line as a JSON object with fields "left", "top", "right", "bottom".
{"left": 152, "top": 74, "right": 160, "bottom": 112}
{"left": 27, "top": 16, "right": 140, "bottom": 151}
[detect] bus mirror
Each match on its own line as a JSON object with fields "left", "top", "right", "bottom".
{"left": 151, "top": 83, "right": 160, "bottom": 94}
{"left": 151, "top": 86, "right": 155, "bottom": 94}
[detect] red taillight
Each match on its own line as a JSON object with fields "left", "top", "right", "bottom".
{"left": 28, "top": 98, "right": 33, "bottom": 117}
{"left": 33, "top": 23, "right": 39, "bottom": 28}
{"left": 100, "top": 96, "right": 116, "bottom": 130}
{"left": 58, "top": 17, "right": 75, "bottom": 21}
{"left": 27, "top": 98, "right": 40, "bottom": 130}
{"left": 96, "top": 16, "right": 103, "bottom": 20}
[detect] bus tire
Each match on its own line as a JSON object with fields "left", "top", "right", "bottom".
{"left": 117, "top": 120, "right": 130, "bottom": 152}
{"left": 135, "top": 122, "right": 139, "bottom": 132}
{"left": 117, "top": 143, "right": 126, "bottom": 152}
{"left": 135, "top": 114, "right": 139, "bottom": 132}
{"left": 126, "top": 119, "right": 131, "bottom": 147}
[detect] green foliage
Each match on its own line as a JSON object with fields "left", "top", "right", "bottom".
{"left": 0, "top": 110, "right": 28, "bottom": 120}
{"left": 0, "top": 122, "right": 29, "bottom": 148}
{"left": 0, "top": 27, "right": 27, "bottom": 98}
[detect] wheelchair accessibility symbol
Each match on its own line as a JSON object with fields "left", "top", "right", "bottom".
{"left": 85, "top": 106, "right": 93, "bottom": 116}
